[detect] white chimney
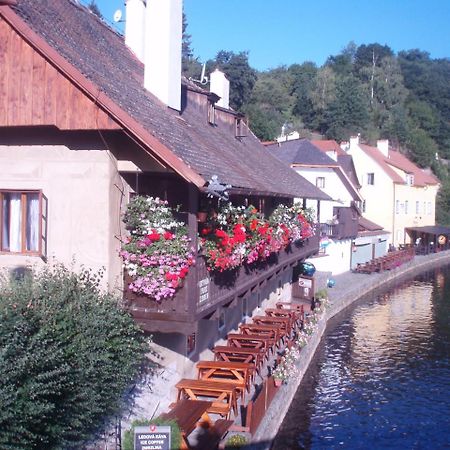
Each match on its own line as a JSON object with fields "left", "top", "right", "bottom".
{"left": 210, "top": 69, "right": 230, "bottom": 109}
{"left": 377, "top": 139, "right": 389, "bottom": 157}
{"left": 144, "top": 0, "right": 182, "bottom": 111}
{"left": 349, "top": 135, "right": 359, "bottom": 149}
{"left": 125, "top": 0, "right": 146, "bottom": 63}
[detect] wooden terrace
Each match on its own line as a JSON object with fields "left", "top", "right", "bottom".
{"left": 157, "top": 298, "right": 317, "bottom": 448}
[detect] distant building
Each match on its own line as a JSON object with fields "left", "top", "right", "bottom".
{"left": 344, "top": 137, "right": 439, "bottom": 247}
{"left": 266, "top": 138, "right": 361, "bottom": 274}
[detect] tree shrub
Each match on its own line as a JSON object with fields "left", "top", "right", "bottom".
{"left": 0, "top": 266, "right": 147, "bottom": 449}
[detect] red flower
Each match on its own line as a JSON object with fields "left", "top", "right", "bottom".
{"left": 201, "top": 227, "right": 210, "bottom": 236}
{"left": 147, "top": 229, "right": 161, "bottom": 241}
{"left": 250, "top": 219, "right": 259, "bottom": 231}
{"left": 164, "top": 231, "right": 174, "bottom": 240}
{"left": 216, "top": 229, "right": 228, "bottom": 238}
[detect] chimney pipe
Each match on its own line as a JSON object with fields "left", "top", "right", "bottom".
{"left": 377, "top": 139, "right": 389, "bottom": 157}
{"left": 125, "top": 0, "right": 146, "bottom": 63}
{"left": 210, "top": 69, "right": 230, "bottom": 109}
{"left": 144, "top": 0, "right": 182, "bottom": 111}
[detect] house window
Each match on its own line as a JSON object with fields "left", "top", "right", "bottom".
{"left": 395, "top": 200, "right": 400, "bottom": 214}
{"left": 416, "top": 201, "right": 420, "bottom": 215}
{"left": 316, "top": 177, "right": 325, "bottom": 188}
{"left": 427, "top": 202, "right": 432, "bottom": 215}
{"left": 235, "top": 117, "right": 247, "bottom": 138}
{"left": 406, "top": 174, "right": 414, "bottom": 185}
{"left": 367, "top": 173, "right": 375, "bottom": 185}
{"left": 207, "top": 101, "right": 216, "bottom": 125}
{"left": 405, "top": 200, "right": 408, "bottom": 214}
{"left": 1, "top": 190, "right": 47, "bottom": 256}
{"left": 361, "top": 200, "right": 366, "bottom": 213}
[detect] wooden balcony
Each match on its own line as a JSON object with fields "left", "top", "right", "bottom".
{"left": 123, "top": 233, "right": 320, "bottom": 334}
{"left": 319, "top": 206, "right": 358, "bottom": 240}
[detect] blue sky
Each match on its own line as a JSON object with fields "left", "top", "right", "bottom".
{"left": 94, "top": 0, "right": 450, "bottom": 71}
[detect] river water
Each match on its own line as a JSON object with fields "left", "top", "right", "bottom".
{"left": 273, "top": 267, "right": 450, "bottom": 450}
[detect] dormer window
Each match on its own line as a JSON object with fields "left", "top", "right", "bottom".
{"left": 207, "top": 101, "right": 216, "bottom": 125}
{"left": 235, "top": 117, "right": 247, "bottom": 138}
{"left": 367, "top": 173, "right": 375, "bottom": 185}
{"left": 406, "top": 174, "right": 414, "bottom": 186}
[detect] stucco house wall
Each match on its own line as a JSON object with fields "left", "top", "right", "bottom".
{"left": 296, "top": 166, "right": 354, "bottom": 222}
{"left": 347, "top": 146, "right": 394, "bottom": 239}
{"left": 393, "top": 183, "right": 438, "bottom": 244}
{"left": 307, "top": 238, "right": 352, "bottom": 275}
{"left": 0, "top": 144, "right": 126, "bottom": 291}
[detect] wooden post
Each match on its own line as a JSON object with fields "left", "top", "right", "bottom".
{"left": 186, "top": 184, "right": 199, "bottom": 315}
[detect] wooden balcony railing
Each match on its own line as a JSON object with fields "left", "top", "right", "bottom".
{"left": 319, "top": 206, "right": 358, "bottom": 240}
{"left": 123, "top": 233, "right": 320, "bottom": 334}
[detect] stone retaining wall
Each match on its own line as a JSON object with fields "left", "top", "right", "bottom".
{"left": 252, "top": 251, "right": 450, "bottom": 448}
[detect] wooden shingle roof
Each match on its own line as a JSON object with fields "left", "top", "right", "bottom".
{"left": 2, "top": 0, "right": 329, "bottom": 200}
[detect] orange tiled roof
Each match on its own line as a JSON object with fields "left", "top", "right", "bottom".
{"left": 311, "top": 140, "right": 346, "bottom": 156}
{"left": 359, "top": 144, "right": 439, "bottom": 187}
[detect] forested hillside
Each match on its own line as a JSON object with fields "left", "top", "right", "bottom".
{"left": 183, "top": 24, "right": 450, "bottom": 224}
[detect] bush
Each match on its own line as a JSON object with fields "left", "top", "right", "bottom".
{"left": 225, "top": 433, "right": 248, "bottom": 448}
{"left": 123, "top": 418, "right": 182, "bottom": 450}
{"left": 0, "top": 266, "right": 147, "bottom": 449}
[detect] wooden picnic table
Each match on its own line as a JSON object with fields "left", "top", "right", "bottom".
{"left": 252, "top": 315, "right": 291, "bottom": 337}
{"left": 227, "top": 332, "right": 275, "bottom": 358}
{"left": 175, "top": 378, "right": 238, "bottom": 419}
{"left": 159, "top": 399, "right": 212, "bottom": 449}
{"left": 239, "top": 323, "right": 282, "bottom": 347}
{"left": 265, "top": 307, "right": 303, "bottom": 330}
{"left": 196, "top": 360, "right": 254, "bottom": 401}
{"left": 213, "top": 345, "right": 265, "bottom": 371}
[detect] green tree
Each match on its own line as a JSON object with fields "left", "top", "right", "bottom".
{"left": 0, "top": 266, "right": 147, "bottom": 449}
{"left": 243, "top": 68, "right": 293, "bottom": 140}
{"left": 326, "top": 41, "right": 357, "bottom": 77}
{"left": 406, "top": 128, "right": 439, "bottom": 168}
{"left": 289, "top": 62, "right": 318, "bottom": 128}
{"left": 324, "top": 76, "right": 370, "bottom": 141}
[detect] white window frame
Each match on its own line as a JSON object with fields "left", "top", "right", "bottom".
{"left": 367, "top": 173, "right": 375, "bottom": 185}
{"left": 316, "top": 177, "right": 325, "bottom": 189}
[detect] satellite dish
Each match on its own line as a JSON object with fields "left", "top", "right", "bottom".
{"left": 113, "top": 9, "right": 123, "bottom": 22}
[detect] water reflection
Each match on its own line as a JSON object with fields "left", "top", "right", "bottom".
{"left": 273, "top": 267, "right": 450, "bottom": 450}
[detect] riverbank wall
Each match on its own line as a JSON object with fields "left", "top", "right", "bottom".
{"left": 252, "top": 250, "right": 450, "bottom": 448}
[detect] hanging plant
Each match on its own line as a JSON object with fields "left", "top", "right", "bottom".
{"left": 199, "top": 202, "right": 315, "bottom": 272}
{"left": 120, "top": 196, "right": 195, "bottom": 301}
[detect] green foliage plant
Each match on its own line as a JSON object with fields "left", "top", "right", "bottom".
{"left": 225, "top": 433, "right": 248, "bottom": 448}
{"left": 122, "top": 417, "right": 182, "bottom": 450}
{"left": 0, "top": 265, "right": 147, "bottom": 449}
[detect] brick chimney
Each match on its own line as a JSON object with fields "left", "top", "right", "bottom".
{"left": 125, "top": 0, "right": 146, "bottom": 63}
{"left": 377, "top": 139, "right": 389, "bottom": 157}
{"left": 210, "top": 69, "right": 230, "bottom": 109}
{"left": 144, "top": 0, "right": 182, "bottom": 111}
